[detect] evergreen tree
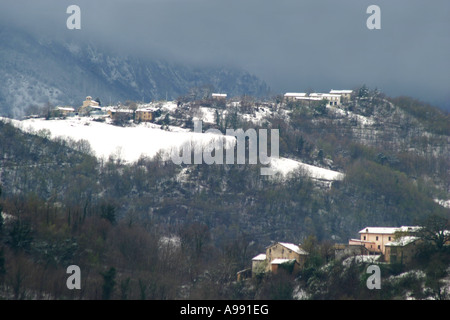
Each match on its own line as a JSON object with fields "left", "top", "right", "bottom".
{"left": 358, "top": 84, "right": 369, "bottom": 98}
{"left": 0, "top": 248, "right": 5, "bottom": 282}
{"left": 101, "top": 267, "right": 116, "bottom": 300}
{"left": 0, "top": 186, "right": 3, "bottom": 234}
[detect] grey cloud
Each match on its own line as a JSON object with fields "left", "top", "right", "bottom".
{"left": 1, "top": 0, "right": 449, "bottom": 109}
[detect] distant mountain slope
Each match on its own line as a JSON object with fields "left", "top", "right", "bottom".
{"left": 0, "top": 25, "right": 270, "bottom": 117}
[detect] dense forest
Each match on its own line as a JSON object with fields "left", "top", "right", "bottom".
{"left": 0, "top": 86, "right": 449, "bottom": 299}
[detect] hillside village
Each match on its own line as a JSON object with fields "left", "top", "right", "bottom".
{"left": 1, "top": 0, "right": 449, "bottom": 302}
{"left": 45, "top": 89, "right": 354, "bottom": 121}
{"left": 18, "top": 86, "right": 450, "bottom": 218}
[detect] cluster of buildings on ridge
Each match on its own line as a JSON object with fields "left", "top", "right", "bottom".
{"left": 283, "top": 89, "right": 353, "bottom": 107}
{"left": 50, "top": 93, "right": 231, "bottom": 122}
{"left": 240, "top": 225, "right": 447, "bottom": 280}
{"left": 51, "top": 96, "right": 157, "bottom": 122}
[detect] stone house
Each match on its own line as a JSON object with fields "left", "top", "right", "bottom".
{"left": 251, "top": 242, "right": 308, "bottom": 277}
{"left": 384, "top": 236, "right": 420, "bottom": 264}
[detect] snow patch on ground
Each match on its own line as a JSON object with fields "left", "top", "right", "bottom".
{"left": 434, "top": 199, "right": 450, "bottom": 209}
{"left": 197, "top": 107, "right": 216, "bottom": 124}
{"left": 329, "top": 106, "right": 375, "bottom": 126}
{"left": 342, "top": 255, "right": 381, "bottom": 267}
{"left": 241, "top": 107, "right": 273, "bottom": 125}
{"left": 269, "top": 157, "right": 344, "bottom": 181}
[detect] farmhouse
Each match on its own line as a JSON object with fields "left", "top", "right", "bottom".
{"left": 284, "top": 91, "right": 342, "bottom": 106}
{"left": 284, "top": 89, "right": 354, "bottom": 106}
{"left": 54, "top": 106, "right": 75, "bottom": 117}
{"left": 108, "top": 108, "right": 134, "bottom": 122}
{"left": 310, "top": 93, "right": 341, "bottom": 106}
{"left": 329, "top": 89, "right": 353, "bottom": 101}
{"left": 384, "top": 236, "right": 420, "bottom": 264}
{"left": 251, "top": 242, "right": 308, "bottom": 277}
{"left": 353, "top": 226, "right": 420, "bottom": 255}
{"left": 135, "top": 108, "right": 154, "bottom": 122}
{"left": 283, "top": 92, "right": 307, "bottom": 102}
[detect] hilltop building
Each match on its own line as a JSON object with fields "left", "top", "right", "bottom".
{"left": 350, "top": 226, "right": 420, "bottom": 255}
{"left": 283, "top": 92, "right": 307, "bottom": 102}
{"left": 135, "top": 107, "right": 155, "bottom": 122}
{"left": 384, "top": 236, "right": 420, "bottom": 264}
{"left": 329, "top": 89, "right": 353, "bottom": 101}
{"left": 54, "top": 106, "right": 75, "bottom": 117}
{"left": 78, "top": 96, "right": 101, "bottom": 115}
{"left": 284, "top": 89, "right": 353, "bottom": 106}
{"left": 251, "top": 242, "right": 308, "bottom": 277}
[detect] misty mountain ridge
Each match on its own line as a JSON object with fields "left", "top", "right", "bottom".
{"left": 0, "top": 25, "right": 270, "bottom": 118}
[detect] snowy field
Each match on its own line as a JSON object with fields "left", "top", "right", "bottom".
{"left": 3, "top": 115, "right": 344, "bottom": 182}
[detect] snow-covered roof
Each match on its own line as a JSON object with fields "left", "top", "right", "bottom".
{"left": 385, "top": 236, "right": 419, "bottom": 247}
{"left": 329, "top": 90, "right": 353, "bottom": 94}
{"left": 278, "top": 242, "right": 308, "bottom": 255}
{"left": 136, "top": 107, "right": 157, "bottom": 112}
{"left": 349, "top": 238, "right": 374, "bottom": 244}
{"left": 284, "top": 92, "right": 307, "bottom": 97}
{"left": 252, "top": 253, "right": 266, "bottom": 261}
{"left": 359, "top": 226, "right": 420, "bottom": 234}
{"left": 295, "top": 96, "right": 322, "bottom": 101}
{"left": 359, "top": 227, "right": 398, "bottom": 234}
{"left": 110, "top": 108, "right": 134, "bottom": 114}
{"left": 271, "top": 258, "right": 295, "bottom": 265}
{"left": 56, "top": 107, "right": 75, "bottom": 111}
{"left": 318, "top": 93, "right": 341, "bottom": 98}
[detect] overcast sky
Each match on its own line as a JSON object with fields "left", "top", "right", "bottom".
{"left": 1, "top": 0, "right": 449, "bottom": 109}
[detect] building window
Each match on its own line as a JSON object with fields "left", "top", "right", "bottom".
{"left": 376, "top": 236, "right": 379, "bottom": 241}
{"left": 364, "top": 236, "right": 366, "bottom": 240}
{"left": 389, "top": 237, "right": 391, "bottom": 241}
{"left": 378, "top": 245, "right": 380, "bottom": 249}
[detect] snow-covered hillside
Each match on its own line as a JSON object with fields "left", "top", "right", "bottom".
{"left": 3, "top": 104, "right": 344, "bottom": 182}
{"left": 6, "top": 117, "right": 229, "bottom": 163}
